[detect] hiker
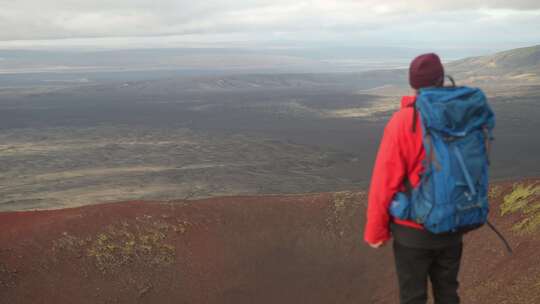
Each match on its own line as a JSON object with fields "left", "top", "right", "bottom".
{"left": 364, "top": 53, "right": 495, "bottom": 304}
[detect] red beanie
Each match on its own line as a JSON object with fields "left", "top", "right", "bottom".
{"left": 409, "top": 53, "right": 444, "bottom": 89}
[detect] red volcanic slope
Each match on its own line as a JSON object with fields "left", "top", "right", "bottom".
{"left": 0, "top": 180, "right": 539, "bottom": 304}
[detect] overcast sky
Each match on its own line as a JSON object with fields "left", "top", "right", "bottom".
{"left": 1, "top": 0, "right": 539, "bottom": 51}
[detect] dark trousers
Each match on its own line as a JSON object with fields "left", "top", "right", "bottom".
{"left": 393, "top": 241, "right": 463, "bottom": 304}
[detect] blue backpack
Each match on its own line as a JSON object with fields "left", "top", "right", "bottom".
{"left": 390, "top": 85, "right": 495, "bottom": 234}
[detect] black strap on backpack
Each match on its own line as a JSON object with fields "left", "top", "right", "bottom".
{"left": 486, "top": 220, "right": 513, "bottom": 255}
{"left": 446, "top": 75, "right": 456, "bottom": 87}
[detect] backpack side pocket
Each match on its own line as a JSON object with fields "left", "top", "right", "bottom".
{"left": 389, "top": 192, "right": 412, "bottom": 220}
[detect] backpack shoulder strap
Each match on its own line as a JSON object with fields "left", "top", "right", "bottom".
{"left": 411, "top": 102, "right": 418, "bottom": 133}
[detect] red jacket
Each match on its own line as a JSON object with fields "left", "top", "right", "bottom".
{"left": 364, "top": 96, "right": 426, "bottom": 245}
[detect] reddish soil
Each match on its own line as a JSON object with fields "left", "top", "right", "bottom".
{"left": 0, "top": 180, "right": 539, "bottom": 304}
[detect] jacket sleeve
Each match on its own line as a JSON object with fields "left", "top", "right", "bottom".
{"left": 364, "top": 114, "right": 407, "bottom": 244}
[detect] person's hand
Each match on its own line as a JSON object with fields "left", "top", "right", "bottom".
{"left": 368, "top": 240, "right": 387, "bottom": 249}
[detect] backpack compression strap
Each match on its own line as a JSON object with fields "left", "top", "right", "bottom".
{"left": 423, "top": 133, "right": 441, "bottom": 172}
{"left": 483, "top": 126, "right": 493, "bottom": 165}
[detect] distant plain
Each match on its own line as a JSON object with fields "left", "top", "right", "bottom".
{"left": 1, "top": 46, "right": 539, "bottom": 210}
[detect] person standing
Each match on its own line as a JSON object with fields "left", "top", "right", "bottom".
{"left": 364, "top": 53, "right": 469, "bottom": 304}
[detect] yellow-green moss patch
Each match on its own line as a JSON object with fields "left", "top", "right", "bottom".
{"left": 500, "top": 182, "right": 540, "bottom": 234}
{"left": 488, "top": 185, "right": 502, "bottom": 200}
{"left": 87, "top": 218, "right": 179, "bottom": 274}
{"left": 327, "top": 191, "right": 357, "bottom": 237}
{"left": 52, "top": 216, "right": 192, "bottom": 274}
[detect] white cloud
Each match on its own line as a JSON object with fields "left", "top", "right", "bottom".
{"left": 0, "top": 0, "right": 538, "bottom": 49}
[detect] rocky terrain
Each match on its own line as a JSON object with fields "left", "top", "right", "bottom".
{"left": 0, "top": 178, "right": 538, "bottom": 303}
{"left": 0, "top": 45, "right": 539, "bottom": 303}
